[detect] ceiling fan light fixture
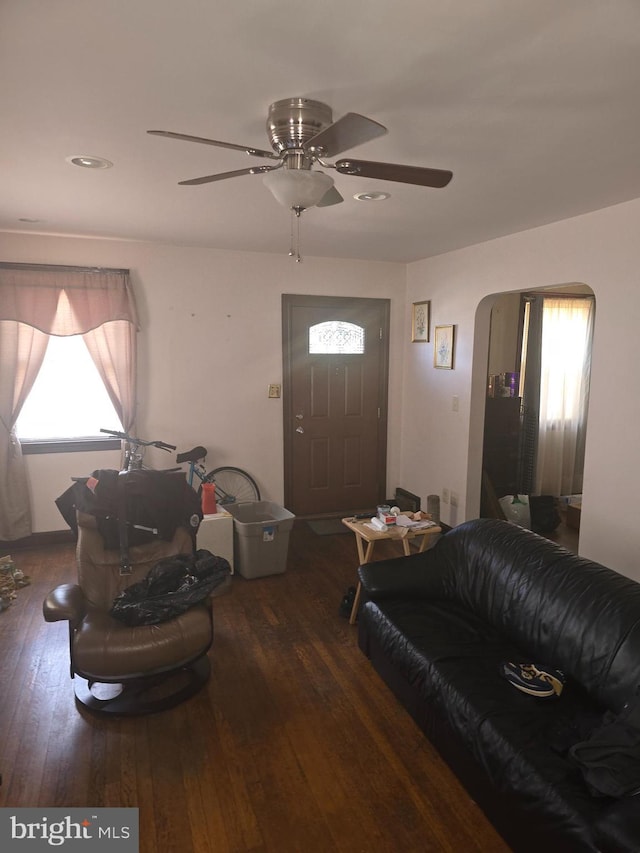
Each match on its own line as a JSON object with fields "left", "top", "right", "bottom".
{"left": 263, "top": 169, "right": 334, "bottom": 211}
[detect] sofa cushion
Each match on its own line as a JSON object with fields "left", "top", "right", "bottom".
{"left": 419, "top": 520, "right": 640, "bottom": 711}
{"left": 361, "top": 597, "right": 611, "bottom": 845}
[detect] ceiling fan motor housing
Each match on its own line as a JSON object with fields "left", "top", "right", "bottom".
{"left": 267, "top": 98, "right": 333, "bottom": 156}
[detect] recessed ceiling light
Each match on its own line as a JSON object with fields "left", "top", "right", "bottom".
{"left": 66, "top": 155, "right": 113, "bottom": 170}
{"left": 353, "top": 191, "right": 390, "bottom": 202}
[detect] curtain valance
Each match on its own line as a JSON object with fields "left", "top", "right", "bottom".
{"left": 0, "top": 263, "right": 138, "bottom": 335}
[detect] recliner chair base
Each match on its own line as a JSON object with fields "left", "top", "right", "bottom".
{"left": 73, "top": 655, "right": 210, "bottom": 715}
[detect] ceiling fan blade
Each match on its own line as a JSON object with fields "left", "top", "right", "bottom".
{"left": 335, "top": 158, "right": 453, "bottom": 188}
{"left": 316, "top": 186, "right": 344, "bottom": 207}
{"left": 179, "top": 165, "right": 277, "bottom": 186}
{"left": 305, "top": 113, "right": 387, "bottom": 157}
{"left": 147, "top": 130, "right": 279, "bottom": 160}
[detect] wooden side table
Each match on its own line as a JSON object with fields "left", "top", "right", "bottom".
{"left": 342, "top": 517, "right": 442, "bottom": 625}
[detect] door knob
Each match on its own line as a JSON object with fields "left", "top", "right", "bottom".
{"left": 295, "top": 413, "right": 304, "bottom": 419}
{"left": 296, "top": 426, "right": 304, "bottom": 434}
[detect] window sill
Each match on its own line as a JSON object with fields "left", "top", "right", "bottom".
{"left": 20, "top": 438, "right": 121, "bottom": 455}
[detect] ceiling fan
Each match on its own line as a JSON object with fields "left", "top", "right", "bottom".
{"left": 148, "top": 97, "right": 453, "bottom": 211}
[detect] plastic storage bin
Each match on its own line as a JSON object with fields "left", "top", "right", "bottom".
{"left": 225, "top": 501, "right": 295, "bottom": 579}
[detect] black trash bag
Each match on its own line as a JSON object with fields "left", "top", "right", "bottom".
{"left": 110, "top": 549, "right": 231, "bottom": 626}
{"left": 529, "top": 495, "right": 561, "bottom": 534}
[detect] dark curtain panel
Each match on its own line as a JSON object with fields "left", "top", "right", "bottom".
{"left": 518, "top": 297, "right": 543, "bottom": 494}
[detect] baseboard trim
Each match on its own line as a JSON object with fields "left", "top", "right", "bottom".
{"left": 1, "top": 529, "right": 75, "bottom": 552}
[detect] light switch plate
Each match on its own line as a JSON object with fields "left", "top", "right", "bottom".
{"left": 268, "top": 384, "right": 281, "bottom": 398}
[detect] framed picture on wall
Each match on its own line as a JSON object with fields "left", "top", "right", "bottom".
{"left": 434, "top": 324, "right": 455, "bottom": 369}
{"left": 411, "top": 300, "right": 430, "bottom": 342}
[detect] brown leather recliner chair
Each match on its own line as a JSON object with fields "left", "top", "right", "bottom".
{"left": 43, "top": 511, "right": 214, "bottom": 714}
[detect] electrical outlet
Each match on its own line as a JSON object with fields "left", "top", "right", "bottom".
{"left": 442, "top": 488, "right": 450, "bottom": 504}
{"left": 450, "top": 491, "right": 459, "bottom": 508}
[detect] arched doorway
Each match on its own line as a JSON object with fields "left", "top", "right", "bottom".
{"left": 475, "top": 283, "right": 594, "bottom": 549}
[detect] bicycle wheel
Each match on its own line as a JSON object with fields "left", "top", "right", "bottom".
{"left": 202, "top": 466, "right": 260, "bottom": 506}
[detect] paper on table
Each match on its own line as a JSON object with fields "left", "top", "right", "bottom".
{"left": 365, "top": 517, "right": 388, "bottom": 532}
{"left": 395, "top": 514, "right": 437, "bottom": 529}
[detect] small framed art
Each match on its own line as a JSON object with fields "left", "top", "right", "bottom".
{"left": 434, "top": 324, "right": 455, "bottom": 369}
{"left": 411, "top": 300, "right": 430, "bottom": 342}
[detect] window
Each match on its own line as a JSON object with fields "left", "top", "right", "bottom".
{"left": 539, "top": 298, "right": 593, "bottom": 426}
{"left": 15, "top": 333, "right": 123, "bottom": 440}
{"left": 526, "top": 294, "right": 594, "bottom": 496}
{"left": 308, "top": 321, "right": 365, "bottom": 354}
{"left": 0, "top": 262, "right": 137, "bottom": 451}
{"left": 1, "top": 262, "right": 137, "bottom": 538}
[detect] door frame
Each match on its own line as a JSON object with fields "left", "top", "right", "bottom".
{"left": 282, "top": 293, "right": 390, "bottom": 516}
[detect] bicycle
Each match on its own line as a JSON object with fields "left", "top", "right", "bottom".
{"left": 175, "top": 445, "right": 260, "bottom": 506}
{"left": 100, "top": 428, "right": 261, "bottom": 506}
{"left": 100, "top": 428, "right": 177, "bottom": 471}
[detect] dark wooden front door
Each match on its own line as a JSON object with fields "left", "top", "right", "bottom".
{"left": 283, "top": 294, "right": 389, "bottom": 516}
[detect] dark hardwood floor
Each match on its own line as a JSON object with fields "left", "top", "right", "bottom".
{"left": 0, "top": 522, "right": 510, "bottom": 853}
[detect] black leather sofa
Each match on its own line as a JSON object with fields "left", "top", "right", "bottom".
{"left": 357, "top": 518, "right": 640, "bottom": 852}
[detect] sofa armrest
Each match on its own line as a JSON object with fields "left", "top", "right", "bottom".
{"left": 357, "top": 549, "right": 445, "bottom": 600}
{"left": 43, "top": 583, "right": 87, "bottom": 626}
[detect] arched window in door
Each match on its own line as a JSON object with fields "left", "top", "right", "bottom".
{"left": 308, "top": 320, "right": 365, "bottom": 354}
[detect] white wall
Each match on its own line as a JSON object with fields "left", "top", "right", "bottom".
{"left": 1, "top": 232, "right": 406, "bottom": 533}
{"left": 402, "top": 197, "right": 640, "bottom": 580}
{"left": 5, "top": 196, "right": 640, "bottom": 582}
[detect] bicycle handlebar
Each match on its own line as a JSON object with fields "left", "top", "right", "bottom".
{"left": 100, "top": 428, "right": 176, "bottom": 452}
{"left": 151, "top": 440, "right": 177, "bottom": 452}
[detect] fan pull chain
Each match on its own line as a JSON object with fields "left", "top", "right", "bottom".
{"left": 289, "top": 209, "right": 295, "bottom": 258}
{"left": 289, "top": 207, "right": 303, "bottom": 262}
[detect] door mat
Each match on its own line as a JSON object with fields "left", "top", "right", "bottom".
{"left": 306, "top": 519, "right": 350, "bottom": 536}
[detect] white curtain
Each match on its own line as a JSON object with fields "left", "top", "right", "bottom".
{"left": 83, "top": 321, "right": 137, "bottom": 433}
{"left": 0, "top": 263, "right": 138, "bottom": 540}
{"left": 0, "top": 323, "right": 50, "bottom": 539}
{"left": 535, "top": 297, "right": 594, "bottom": 496}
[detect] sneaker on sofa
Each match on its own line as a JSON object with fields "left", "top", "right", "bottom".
{"left": 501, "top": 662, "right": 565, "bottom": 698}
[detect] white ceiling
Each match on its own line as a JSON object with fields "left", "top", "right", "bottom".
{"left": 3, "top": 0, "right": 640, "bottom": 263}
